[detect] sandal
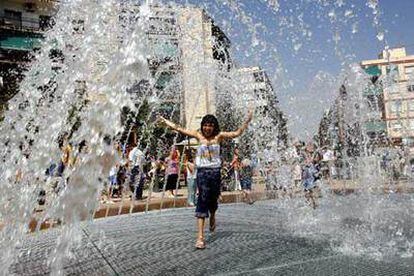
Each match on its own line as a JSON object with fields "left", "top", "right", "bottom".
{"left": 195, "top": 238, "right": 206, "bottom": 249}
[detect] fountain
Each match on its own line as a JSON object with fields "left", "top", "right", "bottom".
{"left": 0, "top": 0, "right": 413, "bottom": 275}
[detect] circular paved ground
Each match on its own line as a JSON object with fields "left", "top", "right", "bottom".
{"left": 10, "top": 195, "right": 414, "bottom": 275}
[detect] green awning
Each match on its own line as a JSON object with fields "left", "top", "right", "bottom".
{"left": 0, "top": 36, "right": 42, "bottom": 51}
{"left": 364, "top": 65, "right": 381, "bottom": 76}
{"left": 364, "top": 121, "right": 386, "bottom": 133}
{"left": 153, "top": 41, "right": 179, "bottom": 59}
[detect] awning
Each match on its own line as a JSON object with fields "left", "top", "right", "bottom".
{"left": 0, "top": 36, "right": 42, "bottom": 51}
{"left": 364, "top": 65, "right": 381, "bottom": 76}
{"left": 364, "top": 121, "right": 386, "bottom": 132}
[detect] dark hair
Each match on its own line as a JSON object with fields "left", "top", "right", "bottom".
{"left": 185, "top": 148, "right": 193, "bottom": 162}
{"left": 78, "top": 140, "right": 87, "bottom": 151}
{"left": 103, "top": 135, "right": 112, "bottom": 146}
{"left": 200, "top": 114, "right": 220, "bottom": 137}
{"left": 57, "top": 131, "right": 69, "bottom": 149}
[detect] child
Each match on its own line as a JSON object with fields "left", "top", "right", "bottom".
{"left": 165, "top": 147, "right": 180, "bottom": 198}
{"left": 184, "top": 149, "right": 197, "bottom": 207}
{"left": 240, "top": 158, "right": 255, "bottom": 204}
{"left": 302, "top": 158, "right": 320, "bottom": 209}
{"left": 158, "top": 110, "right": 252, "bottom": 249}
{"left": 230, "top": 148, "right": 241, "bottom": 191}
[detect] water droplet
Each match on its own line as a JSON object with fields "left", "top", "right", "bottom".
{"left": 345, "top": 10, "right": 353, "bottom": 17}
{"left": 367, "top": 0, "right": 378, "bottom": 10}
{"left": 352, "top": 23, "right": 358, "bottom": 34}
{"left": 294, "top": 43, "right": 302, "bottom": 52}
{"left": 328, "top": 10, "right": 336, "bottom": 20}
{"left": 376, "top": 31, "right": 384, "bottom": 41}
{"left": 333, "top": 31, "right": 341, "bottom": 43}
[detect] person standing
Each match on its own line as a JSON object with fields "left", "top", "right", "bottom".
{"left": 292, "top": 160, "right": 302, "bottom": 188}
{"left": 165, "top": 147, "right": 180, "bottom": 198}
{"left": 184, "top": 149, "right": 197, "bottom": 206}
{"left": 158, "top": 110, "right": 253, "bottom": 249}
{"left": 230, "top": 147, "right": 241, "bottom": 191}
{"left": 128, "top": 142, "right": 145, "bottom": 200}
{"left": 302, "top": 157, "right": 319, "bottom": 209}
{"left": 240, "top": 158, "right": 255, "bottom": 204}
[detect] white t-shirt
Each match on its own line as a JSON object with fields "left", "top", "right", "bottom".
{"left": 323, "top": 150, "right": 334, "bottom": 161}
{"left": 128, "top": 147, "right": 144, "bottom": 170}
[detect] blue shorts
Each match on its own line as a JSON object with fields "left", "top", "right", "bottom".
{"left": 241, "top": 178, "right": 252, "bottom": 190}
{"left": 195, "top": 167, "right": 221, "bottom": 218}
{"left": 303, "top": 179, "right": 316, "bottom": 191}
{"left": 109, "top": 175, "right": 117, "bottom": 186}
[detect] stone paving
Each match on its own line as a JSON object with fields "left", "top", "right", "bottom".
{"left": 10, "top": 196, "right": 414, "bottom": 276}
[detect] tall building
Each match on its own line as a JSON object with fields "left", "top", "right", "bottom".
{"left": 361, "top": 47, "right": 414, "bottom": 157}
{"left": 235, "top": 66, "right": 288, "bottom": 148}
{"left": 0, "top": 0, "right": 57, "bottom": 118}
{"left": 319, "top": 46, "right": 414, "bottom": 166}
{"left": 144, "top": 5, "right": 232, "bottom": 130}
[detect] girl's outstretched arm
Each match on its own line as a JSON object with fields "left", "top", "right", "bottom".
{"left": 218, "top": 109, "right": 253, "bottom": 141}
{"left": 157, "top": 116, "right": 200, "bottom": 139}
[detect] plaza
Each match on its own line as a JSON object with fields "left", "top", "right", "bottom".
{"left": 11, "top": 197, "right": 414, "bottom": 275}
{"left": 1, "top": 1, "right": 414, "bottom": 275}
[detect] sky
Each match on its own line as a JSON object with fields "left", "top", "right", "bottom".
{"left": 179, "top": 0, "right": 414, "bottom": 140}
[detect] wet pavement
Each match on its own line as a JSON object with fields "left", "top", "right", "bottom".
{"left": 11, "top": 197, "right": 414, "bottom": 276}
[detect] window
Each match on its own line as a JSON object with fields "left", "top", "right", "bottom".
{"left": 386, "top": 64, "right": 399, "bottom": 82}
{"left": 410, "top": 120, "right": 414, "bottom": 130}
{"left": 4, "top": 9, "right": 22, "bottom": 28}
{"left": 72, "top": 20, "right": 84, "bottom": 34}
{"left": 390, "top": 121, "right": 402, "bottom": 131}
{"left": 152, "top": 40, "right": 179, "bottom": 59}
{"left": 388, "top": 84, "right": 400, "bottom": 94}
{"left": 403, "top": 137, "right": 414, "bottom": 146}
{"left": 389, "top": 100, "right": 401, "bottom": 115}
{"left": 39, "top": 15, "right": 53, "bottom": 31}
{"left": 405, "top": 66, "right": 414, "bottom": 80}
{"left": 253, "top": 71, "right": 265, "bottom": 82}
{"left": 409, "top": 101, "right": 414, "bottom": 112}
{"left": 408, "top": 84, "right": 414, "bottom": 92}
{"left": 149, "top": 17, "right": 176, "bottom": 35}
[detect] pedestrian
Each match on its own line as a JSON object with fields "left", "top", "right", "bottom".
{"left": 184, "top": 149, "right": 197, "bottom": 206}
{"left": 158, "top": 109, "right": 253, "bottom": 249}
{"left": 165, "top": 146, "right": 180, "bottom": 198}
{"left": 128, "top": 141, "right": 145, "bottom": 200}
{"left": 240, "top": 158, "right": 255, "bottom": 204}
{"left": 302, "top": 157, "right": 319, "bottom": 209}
{"left": 230, "top": 147, "right": 241, "bottom": 191}
{"left": 57, "top": 131, "right": 72, "bottom": 177}
{"left": 292, "top": 160, "right": 302, "bottom": 188}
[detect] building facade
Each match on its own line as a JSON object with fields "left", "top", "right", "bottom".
{"left": 361, "top": 47, "right": 414, "bottom": 157}
{"left": 236, "top": 66, "right": 288, "bottom": 149}
{"left": 136, "top": 5, "right": 232, "bottom": 130}
{"left": 0, "top": 0, "right": 57, "bottom": 118}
